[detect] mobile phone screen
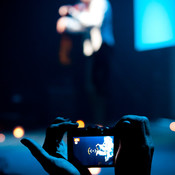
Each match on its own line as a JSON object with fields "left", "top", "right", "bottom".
{"left": 71, "top": 136, "right": 114, "bottom": 167}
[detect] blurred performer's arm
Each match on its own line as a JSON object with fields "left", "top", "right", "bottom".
{"left": 56, "top": 16, "right": 86, "bottom": 33}
{"left": 56, "top": 0, "right": 107, "bottom": 34}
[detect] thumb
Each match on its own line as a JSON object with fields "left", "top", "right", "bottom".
{"left": 21, "top": 138, "right": 51, "bottom": 169}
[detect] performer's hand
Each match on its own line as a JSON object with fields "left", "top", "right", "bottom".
{"left": 21, "top": 117, "right": 90, "bottom": 175}
{"left": 56, "top": 17, "right": 68, "bottom": 34}
{"left": 114, "top": 115, "right": 154, "bottom": 175}
{"left": 58, "top": 5, "right": 71, "bottom": 16}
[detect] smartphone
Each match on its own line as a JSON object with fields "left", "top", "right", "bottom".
{"left": 67, "top": 127, "right": 115, "bottom": 167}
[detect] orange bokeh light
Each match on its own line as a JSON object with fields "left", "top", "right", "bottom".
{"left": 76, "top": 120, "right": 85, "bottom": 128}
{"left": 13, "top": 126, "right": 25, "bottom": 138}
{"left": 170, "top": 122, "right": 175, "bottom": 132}
{"left": 0, "top": 133, "right": 5, "bottom": 143}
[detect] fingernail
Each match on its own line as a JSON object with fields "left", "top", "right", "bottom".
{"left": 123, "top": 120, "right": 131, "bottom": 125}
{"left": 122, "top": 120, "right": 131, "bottom": 129}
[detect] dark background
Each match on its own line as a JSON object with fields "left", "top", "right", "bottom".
{"left": 0, "top": 0, "right": 174, "bottom": 129}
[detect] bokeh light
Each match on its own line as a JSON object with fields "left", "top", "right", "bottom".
{"left": 13, "top": 126, "right": 25, "bottom": 138}
{"left": 0, "top": 133, "right": 5, "bottom": 143}
{"left": 88, "top": 168, "right": 101, "bottom": 175}
{"left": 76, "top": 120, "right": 85, "bottom": 128}
{"left": 170, "top": 122, "right": 175, "bottom": 132}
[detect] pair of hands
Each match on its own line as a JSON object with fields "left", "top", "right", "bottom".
{"left": 21, "top": 115, "right": 154, "bottom": 175}
{"left": 56, "top": 5, "right": 83, "bottom": 34}
{"left": 56, "top": 5, "right": 70, "bottom": 34}
{"left": 56, "top": 5, "right": 75, "bottom": 34}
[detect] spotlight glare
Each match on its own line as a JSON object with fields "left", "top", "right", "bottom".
{"left": 13, "top": 126, "right": 25, "bottom": 138}
{"left": 0, "top": 133, "right": 5, "bottom": 143}
{"left": 76, "top": 120, "right": 85, "bottom": 128}
{"left": 170, "top": 122, "right": 175, "bottom": 132}
{"left": 88, "top": 168, "right": 101, "bottom": 175}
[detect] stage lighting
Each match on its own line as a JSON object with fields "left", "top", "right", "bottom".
{"left": 76, "top": 120, "right": 85, "bottom": 128}
{"left": 170, "top": 122, "right": 175, "bottom": 132}
{"left": 13, "top": 126, "right": 25, "bottom": 138}
{"left": 0, "top": 133, "right": 5, "bottom": 143}
{"left": 134, "top": 0, "right": 175, "bottom": 51}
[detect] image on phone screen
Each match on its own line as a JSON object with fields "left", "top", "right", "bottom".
{"left": 72, "top": 136, "right": 114, "bottom": 167}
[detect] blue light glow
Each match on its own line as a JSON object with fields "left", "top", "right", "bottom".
{"left": 134, "top": 0, "right": 175, "bottom": 51}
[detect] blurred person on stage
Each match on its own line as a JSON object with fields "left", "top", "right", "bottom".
{"left": 56, "top": 0, "right": 115, "bottom": 122}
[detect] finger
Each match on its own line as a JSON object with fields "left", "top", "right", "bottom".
{"left": 117, "top": 115, "right": 147, "bottom": 125}
{"left": 49, "top": 121, "right": 78, "bottom": 131}
{"left": 122, "top": 115, "right": 151, "bottom": 137}
{"left": 48, "top": 122, "right": 78, "bottom": 142}
{"left": 43, "top": 122, "right": 78, "bottom": 155}
{"left": 51, "top": 117, "right": 71, "bottom": 125}
{"left": 115, "top": 115, "right": 148, "bottom": 133}
{"left": 47, "top": 118, "right": 78, "bottom": 136}
{"left": 115, "top": 115, "right": 151, "bottom": 147}
{"left": 21, "top": 138, "right": 51, "bottom": 168}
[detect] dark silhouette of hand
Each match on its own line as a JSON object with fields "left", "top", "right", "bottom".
{"left": 114, "top": 115, "right": 154, "bottom": 175}
{"left": 21, "top": 117, "right": 90, "bottom": 175}
{"left": 21, "top": 115, "right": 154, "bottom": 175}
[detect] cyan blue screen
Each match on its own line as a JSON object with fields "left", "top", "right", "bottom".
{"left": 134, "top": 0, "right": 175, "bottom": 51}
